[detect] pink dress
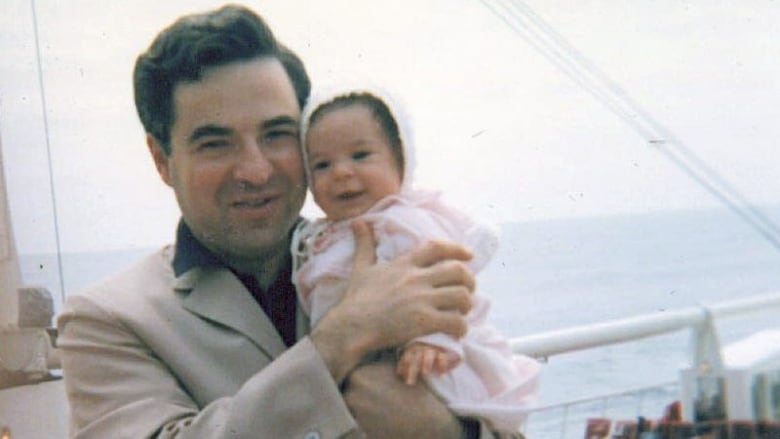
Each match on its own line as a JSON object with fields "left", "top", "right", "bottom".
{"left": 292, "top": 189, "right": 540, "bottom": 432}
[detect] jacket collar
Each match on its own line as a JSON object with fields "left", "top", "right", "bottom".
{"left": 178, "top": 266, "right": 288, "bottom": 358}
{"left": 170, "top": 218, "right": 307, "bottom": 357}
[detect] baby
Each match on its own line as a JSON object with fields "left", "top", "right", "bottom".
{"left": 292, "top": 86, "right": 540, "bottom": 432}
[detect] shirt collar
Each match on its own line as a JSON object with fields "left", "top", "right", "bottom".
{"left": 172, "top": 217, "right": 306, "bottom": 277}
{"left": 172, "top": 220, "right": 223, "bottom": 277}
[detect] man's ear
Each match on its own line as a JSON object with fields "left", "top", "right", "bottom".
{"left": 147, "top": 134, "right": 173, "bottom": 187}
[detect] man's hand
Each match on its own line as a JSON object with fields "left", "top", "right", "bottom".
{"left": 311, "top": 220, "right": 475, "bottom": 383}
{"left": 344, "top": 359, "right": 466, "bottom": 438}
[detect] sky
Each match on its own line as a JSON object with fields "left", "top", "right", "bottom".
{"left": 1, "top": 0, "right": 780, "bottom": 254}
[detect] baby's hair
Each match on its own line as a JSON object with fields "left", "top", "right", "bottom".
{"left": 307, "top": 92, "right": 405, "bottom": 178}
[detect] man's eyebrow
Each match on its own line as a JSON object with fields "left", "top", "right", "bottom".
{"left": 186, "top": 116, "right": 297, "bottom": 144}
{"left": 188, "top": 124, "right": 232, "bottom": 144}
{"left": 262, "top": 115, "right": 298, "bottom": 130}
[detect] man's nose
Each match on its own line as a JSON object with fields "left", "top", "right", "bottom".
{"left": 233, "top": 142, "right": 273, "bottom": 184}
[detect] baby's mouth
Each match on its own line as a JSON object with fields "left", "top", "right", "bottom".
{"left": 337, "top": 190, "right": 363, "bottom": 201}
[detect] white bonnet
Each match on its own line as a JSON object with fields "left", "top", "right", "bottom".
{"left": 299, "top": 82, "right": 417, "bottom": 191}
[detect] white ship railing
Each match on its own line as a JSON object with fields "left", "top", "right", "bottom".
{"left": 510, "top": 291, "right": 780, "bottom": 359}
{"left": 509, "top": 291, "right": 780, "bottom": 438}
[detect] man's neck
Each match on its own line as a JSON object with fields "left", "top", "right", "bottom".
{"left": 173, "top": 219, "right": 295, "bottom": 290}
{"left": 222, "top": 241, "right": 291, "bottom": 291}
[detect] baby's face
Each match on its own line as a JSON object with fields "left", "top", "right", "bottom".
{"left": 305, "top": 104, "right": 402, "bottom": 221}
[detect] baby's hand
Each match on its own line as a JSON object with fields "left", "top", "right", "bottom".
{"left": 396, "top": 342, "right": 460, "bottom": 385}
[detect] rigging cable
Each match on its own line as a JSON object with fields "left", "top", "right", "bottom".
{"left": 479, "top": 0, "right": 780, "bottom": 252}
{"left": 505, "top": 0, "right": 780, "bottom": 241}
{"left": 31, "top": 0, "right": 67, "bottom": 303}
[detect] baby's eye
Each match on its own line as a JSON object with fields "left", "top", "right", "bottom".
{"left": 352, "top": 151, "right": 370, "bottom": 160}
{"left": 312, "top": 160, "right": 330, "bottom": 171}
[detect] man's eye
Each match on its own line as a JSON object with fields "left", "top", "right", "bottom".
{"left": 263, "top": 129, "right": 297, "bottom": 144}
{"left": 200, "top": 140, "right": 229, "bottom": 150}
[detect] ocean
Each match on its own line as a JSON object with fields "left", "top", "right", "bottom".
{"left": 19, "top": 206, "right": 780, "bottom": 437}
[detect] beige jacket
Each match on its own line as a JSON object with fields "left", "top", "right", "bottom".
{"left": 57, "top": 245, "right": 514, "bottom": 438}
{"left": 58, "top": 245, "right": 360, "bottom": 438}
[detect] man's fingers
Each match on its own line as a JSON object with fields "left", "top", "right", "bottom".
{"left": 427, "top": 260, "right": 476, "bottom": 291}
{"left": 350, "top": 219, "right": 377, "bottom": 271}
{"left": 417, "top": 310, "right": 468, "bottom": 339}
{"left": 408, "top": 240, "right": 472, "bottom": 268}
{"left": 429, "top": 286, "right": 473, "bottom": 315}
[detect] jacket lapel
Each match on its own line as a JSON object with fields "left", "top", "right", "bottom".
{"left": 176, "top": 267, "right": 288, "bottom": 359}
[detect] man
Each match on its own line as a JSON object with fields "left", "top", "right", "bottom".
{"left": 57, "top": 5, "right": 518, "bottom": 438}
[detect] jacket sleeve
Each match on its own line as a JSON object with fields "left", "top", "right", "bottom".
{"left": 57, "top": 295, "right": 361, "bottom": 439}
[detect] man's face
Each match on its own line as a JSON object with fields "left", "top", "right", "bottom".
{"left": 150, "top": 58, "right": 306, "bottom": 264}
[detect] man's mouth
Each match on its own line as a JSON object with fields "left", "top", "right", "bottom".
{"left": 232, "top": 195, "right": 276, "bottom": 209}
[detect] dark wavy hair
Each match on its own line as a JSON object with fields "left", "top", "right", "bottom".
{"left": 133, "top": 4, "right": 311, "bottom": 153}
